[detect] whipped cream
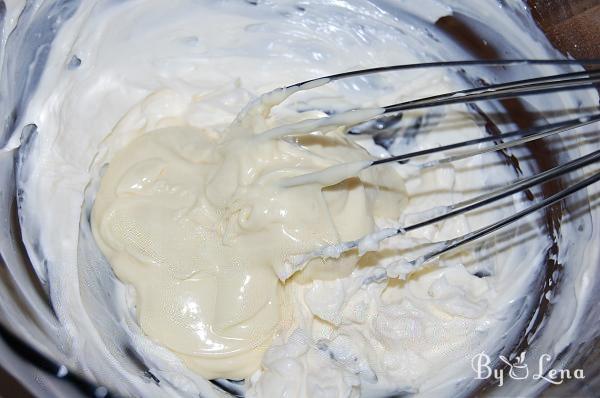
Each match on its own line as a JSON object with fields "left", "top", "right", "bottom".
{"left": 90, "top": 92, "right": 404, "bottom": 379}
{"left": 1, "top": 0, "right": 598, "bottom": 397}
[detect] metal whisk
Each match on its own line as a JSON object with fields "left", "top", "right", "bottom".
{"left": 278, "top": 59, "right": 600, "bottom": 279}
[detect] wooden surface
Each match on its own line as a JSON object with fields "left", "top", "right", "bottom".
{"left": 529, "top": 0, "right": 600, "bottom": 60}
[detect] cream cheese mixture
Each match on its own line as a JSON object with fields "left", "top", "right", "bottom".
{"left": 3, "top": 0, "right": 599, "bottom": 397}
{"left": 90, "top": 94, "right": 405, "bottom": 380}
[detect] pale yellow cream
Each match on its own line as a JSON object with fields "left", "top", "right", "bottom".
{"left": 91, "top": 97, "right": 406, "bottom": 379}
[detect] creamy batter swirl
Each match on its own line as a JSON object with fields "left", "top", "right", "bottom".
{"left": 91, "top": 95, "right": 405, "bottom": 379}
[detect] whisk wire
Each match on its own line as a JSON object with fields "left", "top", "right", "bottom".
{"left": 290, "top": 59, "right": 600, "bottom": 88}
{"left": 279, "top": 59, "right": 600, "bottom": 279}
{"left": 383, "top": 70, "right": 600, "bottom": 114}
{"left": 414, "top": 171, "right": 600, "bottom": 267}
{"left": 403, "top": 149, "right": 600, "bottom": 233}
{"left": 371, "top": 114, "right": 600, "bottom": 167}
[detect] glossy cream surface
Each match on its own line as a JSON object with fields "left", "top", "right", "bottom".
{"left": 2, "top": 0, "right": 599, "bottom": 397}
{"left": 91, "top": 95, "right": 404, "bottom": 379}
